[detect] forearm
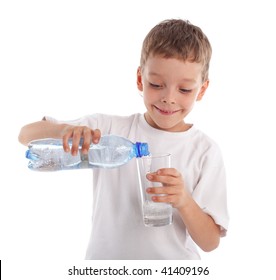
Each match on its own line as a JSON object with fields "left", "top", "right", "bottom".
{"left": 18, "top": 120, "right": 68, "bottom": 146}
{"left": 145, "top": 168, "right": 221, "bottom": 251}
{"left": 178, "top": 196, "right": 221, "bottom": 252}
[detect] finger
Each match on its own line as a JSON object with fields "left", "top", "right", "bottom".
{"left": 152, "top": 194, "right": 179, "bottom": 207}
{"left": 157, "top": 168, "right": 181, "bottom": 177}
{"left": 147, "top": 186, "right": 181, "bottom": 195}
{"left": 92, "top": 129, "right": 101, "bottom": 144}
{"left": 151, "top": 194, "right": 173, "bottom": 203}
{"left": 62, "top": 132, "right": 73, "bottom": 153}
{"left": 71, "top": 127, "right": 84, "bottom": 156}
{"left": 81, "top": 127, "right": 93, "bottom": 154}
{"left": 146, "top": 173, "right": 181, "bottom": 186}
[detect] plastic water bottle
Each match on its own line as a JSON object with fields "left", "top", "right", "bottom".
{"left": 26, "top": 135, "right": 150, "bottom": 171}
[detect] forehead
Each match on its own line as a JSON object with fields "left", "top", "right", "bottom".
{"left": 143, "top": 55, "right": 203, "bottom": 82}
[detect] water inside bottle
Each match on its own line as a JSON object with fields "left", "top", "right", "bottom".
{"left": 28, "top": 143, "right": 81, "bottom": 171}
{"left": 88, "top": 145, "right": 132, "bottom": 168}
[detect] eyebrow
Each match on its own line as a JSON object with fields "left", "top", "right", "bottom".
{"left": 148, "top": 72, "right": 196, "bottom": 83}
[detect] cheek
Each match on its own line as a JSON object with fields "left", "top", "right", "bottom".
{"left": 143, "top": 90, "right": 158, "bottom": 103}
{"left": 178, "top": 96, "right": 198, "bottom": 110}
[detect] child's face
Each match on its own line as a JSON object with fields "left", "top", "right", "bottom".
{"left": 137, "top": 55, "right": 209, "bottom": 132}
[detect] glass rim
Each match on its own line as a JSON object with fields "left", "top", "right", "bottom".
{"left": 142, "top": 153, "right": 171, "bottom": 159}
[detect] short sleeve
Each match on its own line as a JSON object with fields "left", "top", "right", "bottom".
{"left": 43, "top": 114, "right": 99, "bottom": 128}
{"left": 192, "top": 145, "right": 229, "bottom": 237}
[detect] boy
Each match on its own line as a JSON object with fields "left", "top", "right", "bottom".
{"left": 18, "top": 19, "right": 229, "bottom": 259}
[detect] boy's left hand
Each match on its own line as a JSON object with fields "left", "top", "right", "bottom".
{"left": 146, "top": 168, "right": 189, "bottom": 210}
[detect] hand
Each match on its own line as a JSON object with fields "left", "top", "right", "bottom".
{"left": 146, "top": 168, "right": 190, "bottom": 210}
{"left": 61, "top": 125, "right": 101, "bottom": 156}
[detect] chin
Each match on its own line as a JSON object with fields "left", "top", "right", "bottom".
{"left": 145, "top": 113, "right": 185, "bottom": 132}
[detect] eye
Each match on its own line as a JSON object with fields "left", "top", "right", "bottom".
{"left": 179, "top": 88, "right": 192, "bottom": 94}
{"left": 149, "top": 82, "right": 162, "bottom": 89}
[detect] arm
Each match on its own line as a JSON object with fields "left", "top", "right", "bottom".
{"left": 18, "top": 120, "right": 68, "bottom": 146}
{"left": 146, "top": 168, "right": 220, "bottom": 252}
{"left": 18, "top": 120, "right": 101, "bottom": 155}
{"left": 177, "top": 194, "right": 220, "bottom": 252}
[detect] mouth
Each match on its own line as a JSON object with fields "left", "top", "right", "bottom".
{"left": 154, "top": 105, "right": 181, "bottom": 115}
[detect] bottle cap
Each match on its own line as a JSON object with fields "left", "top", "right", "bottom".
{"left": 134, "top": 142, "right": 150, "bottom": 157}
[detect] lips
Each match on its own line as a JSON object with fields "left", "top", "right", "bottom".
{"left": 154, "top": 105, "right": 181, "bottom": 115}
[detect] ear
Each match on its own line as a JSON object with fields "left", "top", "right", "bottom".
{"left": 196, "top": 80, "right": 209, "bottom": 101}
{"left": 136, "top": 67, "right": 143, "bottom": 91}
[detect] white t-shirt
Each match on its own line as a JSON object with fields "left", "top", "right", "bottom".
{"left": 46, "top": 113, "right": 229, "bottom": 260}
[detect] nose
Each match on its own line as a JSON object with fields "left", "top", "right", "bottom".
{"left": 161, "top": 89, "right": 176, "bottom": 104}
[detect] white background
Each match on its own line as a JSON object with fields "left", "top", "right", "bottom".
{"left": 1, "top": 0, "right": 276, "bottom": 279}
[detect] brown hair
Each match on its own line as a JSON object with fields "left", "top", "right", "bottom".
{"left": 140, "top": 19, "right": 212, "bottom": 81}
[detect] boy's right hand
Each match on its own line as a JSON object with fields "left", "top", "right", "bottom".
{"left": 61, "top": 125, "right": 101, "bottom": 156}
